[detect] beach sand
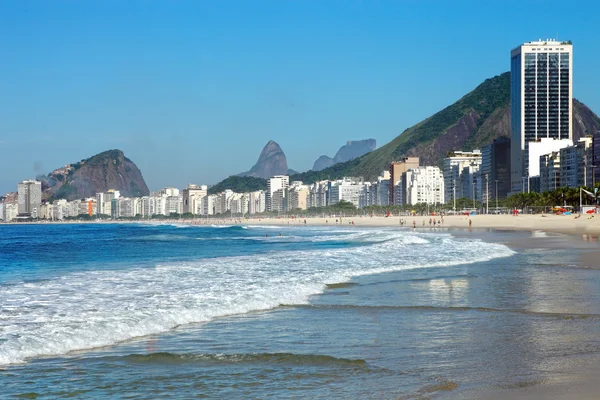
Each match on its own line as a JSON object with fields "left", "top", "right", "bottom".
{"left": 243, "top": 213, "right": 600, "bottom": 236}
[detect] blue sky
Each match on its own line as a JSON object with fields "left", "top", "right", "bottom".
{"left": 1, "top": 0, "right": 599, "bottom": 194}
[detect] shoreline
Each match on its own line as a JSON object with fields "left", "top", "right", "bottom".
{"left": 243, "top": 214, "right": 600, "bottom": 237}
{"left": 2, "top": 214, "right": 600, "bottom": 237}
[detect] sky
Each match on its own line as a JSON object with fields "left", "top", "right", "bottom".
{"left": 1, "top": 0, "right": 599, "bottom": 194}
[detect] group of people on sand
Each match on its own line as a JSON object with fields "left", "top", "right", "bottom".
{"left": 399, "top": 217, "right": 445, "bottom": 229}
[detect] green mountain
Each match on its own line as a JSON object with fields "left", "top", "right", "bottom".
{"left": 291, "top": 72, "right": 600, "bottom": 183}
{"left": 213, "top": 71, "right": 600, "bottom": 190}
{"left": 208, "top": 175, "right": 267, "bottom": 195}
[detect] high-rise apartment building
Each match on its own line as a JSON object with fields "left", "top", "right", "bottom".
{"left": 17, "top": 180, "right": 42, "bottom": 218}
{"left": 404, "top": 166, "right": 445, "bottom": 206}
{"left": 443, "top": 151, "right": 482, "bottom": 207}
{"left": 510, "top": 39, "right": 573, "bottom": 193}
{"left": 266, "top": 175, "right": 289, "bottom": 212}
{"left": 389, "top": 157, "right": 419, "bottom": 205}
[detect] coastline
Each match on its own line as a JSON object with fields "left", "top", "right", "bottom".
{"left": 2, "top": 218, "right": 600, "bottom": 398}
{"left": 3, "top": 213, "right": 600, "bottom": 237}
{"left": 243, "top": 213, "right": 600, "bottom": 237}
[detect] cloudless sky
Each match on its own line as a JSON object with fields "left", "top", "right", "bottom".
{"left": 1, "top": 0, "right": 599, "bottom": 194}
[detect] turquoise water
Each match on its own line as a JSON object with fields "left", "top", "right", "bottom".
{"left": 1, "top": 224, "right": 600, "bottom": 398}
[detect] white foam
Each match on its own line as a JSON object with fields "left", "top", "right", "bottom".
{"left": 0, "top": 229, "right": 514, "bottom": 366}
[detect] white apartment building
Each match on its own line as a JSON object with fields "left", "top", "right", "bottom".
{"left": 267, "top": 176, "right": 289, "bottom": 211}
{"left": 230, "top": 193, "right": 249, "bottom": 215}
{"left": 96, "top": 192, "right": 105, "bottom": 215}
{"left": 3, "top": 202, "right": 19, "bottom": 221}
{"left": 248, "top": 191, "right": 266, "bottom": 214}
{"left": 165, "top": 195, "right": 182, "bottom": 215}
{"left": 201, "top": 194, "right": 218, "bottom": 216}
{"left": 524, "top": 138, "right": 573, "bottom": 192}
{"left": 308, "top": 181, "right": 328, "bottom": 208}
{"left": 444, "top": 151, "right": 482, "bottom": 206}
{"left": 328, "top": 179, "right": 363, "bottom": 208}
{"left": 404, "top": 167, "right": 445, "bottom": 206}
{"left": 511, "top": 39, "right": 573, "bottom": 193}
{"left": 560, "top": 137, "right": 593, "bottom": 188}
{"left": 182, "top": 184, "right": 207, "bottom": 215}
{"left": 539, "top": 152, "right": 562, "bottom": 193}
{"left": 217, "top": 190, "right": 234, "bottom": 215}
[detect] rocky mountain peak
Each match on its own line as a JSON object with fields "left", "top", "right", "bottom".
{"left": 42, "top": 149, "right": 150, "bottom": 201}
{"left": 239, "top": 140, "right": 290, "bottom": 179}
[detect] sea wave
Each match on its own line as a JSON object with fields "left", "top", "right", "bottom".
{"left": 0, "top": 228, "right": 514, "bottom": 366}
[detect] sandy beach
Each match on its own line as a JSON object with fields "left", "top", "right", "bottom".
{"left": 241, "top": 213, "right": 600, "bottom": 236}
{"left": 4, "top": 212, "right": 600, "bottom": 237}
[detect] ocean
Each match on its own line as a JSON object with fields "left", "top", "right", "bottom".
{"left": 1, "top": 223, "right": 600, "bottom": 398}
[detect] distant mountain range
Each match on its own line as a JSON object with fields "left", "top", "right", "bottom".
{"left": 40, "top": 149, "right": 149, "bottom": 201}
{"left": 312, "top": 139, "right": 376, "bottom": 171}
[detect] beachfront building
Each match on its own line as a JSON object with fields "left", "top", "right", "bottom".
{"left": 201, "top": 194, "right": 218, "bottom": 216}
{"left": 307, "top": 181, "right": 328, "bottom": 208}
{"left": 510, "top": 39, "right": 573, "bottom": 194}
{"left": 182, "top": 184, "right": 207, "bottom": 215}
{"left": 443, "top": 151, "right": 482, "bottom": 207}
{"left": 288, "top": 185, "right": 309, "bottom": 211}
{"left": 539, "top": 152, "right": 562, "bottom": 193}
{"left": 373, "top": 172, "right": 390, "bottom": 206}
{"left": 267, "top": 176, "right": 289, "bottom": 212}
{"left": 216, "top": 190, "right": 234, "bottom": 215}
{"left": 270, "top": 188, "right": 287, "bottom": 213}
{"left": 248, "top": 191, "right": 266, "bottom": 214}
{"left": 389, "top": 158, "right": 419, "bottom": 205}
{"left": 480, "top": 137, "right": 511, "bottom": 202}
{"left": 328, "top": 178, "right": 364, "bottom": 208}
{"left": 17, "top": 180, "right": 42, "bottom": 218}
{"left": 560, "top": 137, "right": 594, "bottom": 188}
{"left": 404, "top": 167, "right": 444, "bottom": 206}
{"left": 524, "top": 138, "right": 573, "bottom": 192}
{"left": 3, "top": 202, "right": 18, "bottom": 222}
{"left": 165, "top": 195, "right": 182, "bottom": 215}
{"left": 230, "top": 193, "right": 249, "bottom": 216}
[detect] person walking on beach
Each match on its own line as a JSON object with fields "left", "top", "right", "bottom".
{"left": 469, "top": 219, "right": 472, "bottom": 231}
{"left": 413, "top": 220, "right": 416, "bottom": 229}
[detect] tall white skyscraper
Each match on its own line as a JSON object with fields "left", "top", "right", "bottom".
{"left": 510, "top": 39, "right": 573, "bottom": 193}
{"left": 17, "top": 180, "right": 42, "bottom": 217}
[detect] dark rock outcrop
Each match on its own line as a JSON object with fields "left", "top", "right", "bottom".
{"left": 43, "top": 149, "right": 149, "bottom": 201}
{"left": 312, "top": 139, "right": 376, "bottom": 171}
{"left": 312, "top": 155, "right": 334, "bottom": 171}
{"left": 333, "top": 139, "right": 377, "bottom": 164}
{"left": 239, "top": 140, "right": 290, "bottom": 179}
